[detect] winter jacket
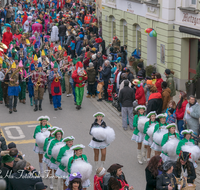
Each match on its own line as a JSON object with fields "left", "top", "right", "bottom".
{"left": 119, "top": 85, "right": 135, "bottom": 107}
{"left": 0, "top": 136, "right": 7, "bottom": 151}
{"left": 145, "top": 167, "right": 161, "bottom": 190}
{"left": 147, "top": 92, "right": 163, "bottom": 114}
{"left": 69, "top": 40, "right": 75, "bottom": 50}
{"left": 101, "top": 66, "right": 111, "bottom": 81}
{"left": 76, "top": 39, "right": 83, "bottom": 56}
{"left": 51, "top": 26, "right": 59, "bottom": 42}
{"left": 156, "top": 173, "right": 177, "bottom": 190}
{"left": 166, "top": 73, "right": 176, "bottom": 97}
{"left": 135, "top": 86, "right": 146, "bottom": 105}
{"left": 86, "top": 67, "right": 96, "bottom": 84}
{"left": 184, "top": 102, "right": 200, "bottom": 135}
{"left": 6, "top": 9, "right": 11, "bottom": 18}
{"left": 94, "top": 175, "right": 103, "bottom": 190}
{"left": 9, "top": 169, "right": 42, "bottom": 190}
{"left": 97, "top": 55, "right": 104, "bottom": 68}
{"left": 0, "top": 164, "right": 13, "bottom": 190}
{"left": 127, "top": 72, "right": 134, "bottom": 82}
{"left": 173, "top": 161, "right": 196, "bottom": 184}
{"left": 108, "top": 174, "right": 128, "bottom": 190}
{"left": 161, "top": 88, "right": 171, "bottom": 111}
{"left": 59, "top": 24, "right": 66, "bottom": 36}
{"left": 137, "top": 68, "right": 146, "bottom": 79}
{"left": 176, "top": 100, "right": 188, "bottom": 120}
{"left": 155, "top": 78, "right": 163, "bottom": 94}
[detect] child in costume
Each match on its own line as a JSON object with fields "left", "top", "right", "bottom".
{"left": 33, "top": 116, "right": 50, "bottom": 175}
{"left": 176, "top": 129, "right": 200, "bottom": 168}
{"left": 89, "top": 112, "right": 115, "bottom": 169}
{"left": 131, "top": 105, "right": 148, "bottom": 164}
{"left": 160, "top": 123, "right": 180, "bottom": 162}
{"left": 151, "top": 113, "right": 168, "bottom": 156}
{"left": 94, "top": 167, "right": 106, "bottom": 190}
{"left": 143, "top": 111, "right": 158, "bottom": 161}
{"left": 55, "top": 136, "right": 75, "bottom": 190}
{"left": 66, "top": 172, "right": 83, "bottom": 190}
{"left": 67, "top": 144, "right": 92, "bottom": 190}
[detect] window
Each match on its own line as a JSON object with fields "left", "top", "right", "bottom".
{"left": 111, "top": 17, "right": 116, "bottom": 40}
{"left": 136, "top": 25, "right": 141, "bottom": 51}
{"left": 122, "top": 20, "right": 128, "bottom": 45}
{"left": 152, "top": 0, "right": 158, "bottom": 2}
{"left": 191, "top": 0, "right": 196, "bottom": 4}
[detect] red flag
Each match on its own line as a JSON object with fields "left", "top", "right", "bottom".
{"left": 22, "top": 11, "right": 28, "bottom": 25}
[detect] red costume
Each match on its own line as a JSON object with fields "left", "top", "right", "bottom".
{"left": 107, "top": 84, "right": 113, "bottom": 101}
{"left": 155, "top": 78, "right": 163, "bottom": 94}
{"left": 135, "top": 85, "right": 146, "bottom": 105}
{"left": 2, "top": 28, "right": 12, "bottom": 53}
{"left": 94, "top": 175, "right": 103, "bottom": 190}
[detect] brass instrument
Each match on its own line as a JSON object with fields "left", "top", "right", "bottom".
{"left": 0, "top": 42, "right": 8, "bottom": 49}
{"left": 10, "top": 68, "right": 20, "bottom": 86}
{"left": 55, "top": 71, "right": 61, "bottom": 82}
{"left": 3, "top": 54, "right": 10, "bottom": 68}
{"left": 80, "top": 70, "right": 87, "bottom": 77}
{"left": 4, "top": 67, "right": 12, "bottom": 77}
{"left": 35, "top": 73, "right": 41, "bottom": 91}
{"left": 24, "top": 73, "right": 33, "bottom": 80}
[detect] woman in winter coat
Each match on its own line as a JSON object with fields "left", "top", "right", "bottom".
{"left": 175, "top": 91, "right": 188, "bottom": 139}
{"left": 133, "top": 79, "right": 146, "bottom": 105}
{"left": 145, "top": 155, "right": 163, "bottom": 190}
{"left": 164, "top": 69, "right": 176, "bottom": 99}
{"left": 108, "top": 164, "right": 133, "bottom": 190}
{"left": 51, "top": 23, "right": 59, "bottom": 42}
{"left": 155, "top": 73, "right": 163, "bottom": 94}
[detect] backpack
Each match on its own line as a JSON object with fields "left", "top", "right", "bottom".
{"left": 102, "top": 173, "right": 111, "bottom": 190}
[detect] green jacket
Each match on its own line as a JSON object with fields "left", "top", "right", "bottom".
{"left": 43, "top": 136, "right": 55, "bottom": 159}
{"left": 166, "top": 74, "right": 176, "bottom": 97}
{"left": 48, "top": 138, "right": 63, "bottom": 164}
{"left": 33, "top": 124, "right": 50, "bottom": 146}
{"left": 176, "top": 138, "right": 195, "bottom": 155}
{"left": 68, "top": 154, "right": 88, "bottom": 174}
{"left": 153, "top": 123, "right": 168, "bottom": 134}
{"left": 133, "top": 114, "right": 145, "bottom": 136}
{"left": 143, "top": 121, "right": 158, "bottom": 141}
{"left": 57, "top": 145, "right": 70, "bottom": 171}
{"left": 161, "top": 132, "right": 180, "bottom": 155}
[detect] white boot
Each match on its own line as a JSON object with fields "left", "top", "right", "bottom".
{"left": 49, "top": 178, "right": 53, "bottom": 189}
{"left": 39, "top": 162, "right": 44, "bottom": 176}
{"left": 100, "top": 161, "right": 105, "bottom": 167}
{"left": 137, "top": 149, "right": 143, "bottom": 165}
{"left": 95, "top": 161, "right": 98, "bottom": 170}
{"left": 142, "top": 148, "right": 147, "bottom": 162}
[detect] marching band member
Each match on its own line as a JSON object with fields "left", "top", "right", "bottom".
{"left": 32, "top": 62, "right": 47, "bottom": 111}
{"left": 33, "top": 115, "right": 50, "bottom": 175}
{"left": 38, "top": 49, "right": 49, "bottom": 73}
{"left": 4, "top": 62, "right": 21, "bottom": 114}
{"left": 72, "top": 61, "right": 87, "bottom": 110}
{"left": 28, "top": 64, "right": 35, "bottom": 106}
{"left": 48, "top": 62, "right": 63, "bottom": 111}
{"left": 0, "top": 62, "right": 4, "bottom": 104}
{"left": 1, "top": 62, "right": 8, "bottom": 106}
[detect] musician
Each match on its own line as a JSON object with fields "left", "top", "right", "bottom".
{"left": 72, "top": 61, "right": 87, "bottom": 110}
{"left": 49, "top": 42, "right": 54, "bottom": 61}
{"left": 4, "top": 62, "right": 21, "bottom": 114}
{"left": 8, "top": 51, "right": 14, "bottom": 66}
{"left": 42, "top": 37, "right": 49, "bottom": 51}
{"left": 32, "top": 62, "right": 47, "bottom": 112}
{"left": 33, "top": 44, "right": 41, "bottom": 58}
{"left": 14, "top": 54, "right": 19, "bottom": 66}
{"left": 56, "top": 45, "right": 63, "bottom": 61}
{"left": 2, "top": 26, "right": 12, "bottom": 53}
{"left": 18, "top": 61, "right": 27, "bottom": 104}
{"left": 38, "top": 50, "right": 49, "bottom": 73}
{"left": 49, "top": 62, "right": 63, "bottom": 111}
{"left": 1, "top": 62, "right": 9, "bottom": 107}
{"left": 18, "top": 43, "right": 27, "bottom": 63}
{"left": 28, "top": 64, "right": 35, "bottom": 106}
{"left": 34, "top": 54, "right": 39, "bottom": 68}
{"left": 24, "top": 53, "right": 33, "bottom": 73}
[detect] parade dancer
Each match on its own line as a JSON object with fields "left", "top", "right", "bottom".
{"left": 72, "top": 61, "right": 88, "bottom": 110}
{"left": 32, "top": 62, "right": 47, "bottom": 111}
{"left": 89, "top": 112, "right": 115, "bottom": 169}
{"left": 131, "top": 105, "right": 147, "bottom": 165}
{"left": 33, "top": 116, "right": 50, "bottom": 175}
{"left": 49, "top": 62, "right": 63, "bottom": 111}
{"left": 18, "top": 61, "right": 27, "bottom": 104}
{"left": 143, "top": 111, "right": 158, "bottom": 162}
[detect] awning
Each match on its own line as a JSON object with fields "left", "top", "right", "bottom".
{"left": 179, "top": 26, "right": 200, "bottom": 37}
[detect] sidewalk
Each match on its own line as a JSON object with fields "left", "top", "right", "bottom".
{"left": 88, "top": 90, "right": 200, "bottom": 187}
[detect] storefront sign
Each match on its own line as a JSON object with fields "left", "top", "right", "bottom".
{"left": 127, "top": 2, "right": 134, "bottom": 13}
{"left": 182, "top": 13, "right": 200, "bottom": 26}
{"left": 160, "top": 44, "right": 165, "bottom": 64}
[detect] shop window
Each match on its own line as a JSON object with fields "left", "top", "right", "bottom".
{"left": 122, "top": 20, "right": 128, "bottom": 45}
{"left": 191, "top": 0, "right": 196, "bottom": 4}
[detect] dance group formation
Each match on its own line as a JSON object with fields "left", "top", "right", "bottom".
{"left": 0, "top": 0, "right": 200, "bottom": 189}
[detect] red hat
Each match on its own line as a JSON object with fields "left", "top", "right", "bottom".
{"left": 54, "top": 47, "right": 58, "bottom": 52}
{"left": 67, "top": 56, "right": 72, "bottom": 63}
{"left": 50, "top": 42, "right": 54, "bottom": 48}
{"left": 63, "top": 51, "right": 67, "bottom": 57}
{"left": 95, "top": 38, "right": 102, "bottom": 44}
{"left": 76, "top": 61, "right": 83, "bottom": 70}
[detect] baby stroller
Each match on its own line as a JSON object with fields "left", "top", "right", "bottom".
{"left": 112, "top": 93, "right": 121, "bottom": 112}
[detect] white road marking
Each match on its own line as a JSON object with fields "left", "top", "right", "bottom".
{"left": 4, "top": 126, "right": 25, "bottom": 139}
{"left": 27, "top": 125, "right": 37, "bottom": 128}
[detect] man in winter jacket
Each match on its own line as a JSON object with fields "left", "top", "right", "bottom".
{"left": 119, "top": 80, "right": 135, "bottom": 130}
{"left": 137, "top": 62, "right": 146, "bottom": 79}
{"left": 165, "top": 69, "right": 176, "bottom": 98}
{"left": 161, "top": 81, "right": 171, "bottom": 112}
{"left": 86, "top": 62, "right": 96, "bottom": 98}
{"left": 59, "top": 22, "right": 66, "bottom": 47}
{"left": 147, "top": 86, "right": 163, "bottom": 114}
{"left": 184, "top": 95, "right": 200, "bottom": 135}
{"left": 125, "top": 68, "right": 134, "bottom": 82}
{"left": 98, "top": 60, "right": 111, "bottom": 101}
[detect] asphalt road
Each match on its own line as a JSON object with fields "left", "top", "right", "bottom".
{"left": 0, "top": 88, "right": 147, "bottom": 190}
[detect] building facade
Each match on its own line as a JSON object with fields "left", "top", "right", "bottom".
{"left": 101, "top": 0, "right": 200, "bottom": 90}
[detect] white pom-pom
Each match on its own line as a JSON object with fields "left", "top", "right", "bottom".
{"left": 61, "top": 149, "right": 74, "bottom": 167}
{"left": 138, "top": 116, "right": 149, "bottom": 133}
{"left": 105, "top": 126, "right": 115, "bottom": 144}
{"left": 162, "top": 138, "right": 180, "bottom": 158}
{"left": 147, "top": 123, "right": 156, "bottom": 140}
{"left": 182, "top": 144, "right": 200, "bottom": 162}
{"left": 91, "top": 127, "right": 107, "bottom": 141}
{"left": 36, "top": 130, "right": 50, "bottom": 148}
{"left": 46, "top": 139, "right": 54, "bottom": 158}
{"left": 71, "top": 160, "right": 92, "bottom": 182}
{"left": 153, "top": 129, "right": 168, "bottom": 146}
{"left": 52, "top": 142, "right": 66, "bottom": 160}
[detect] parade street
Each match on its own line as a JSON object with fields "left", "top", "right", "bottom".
{"left": 0, "top": 89, "right": 147, "bottom": 190}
